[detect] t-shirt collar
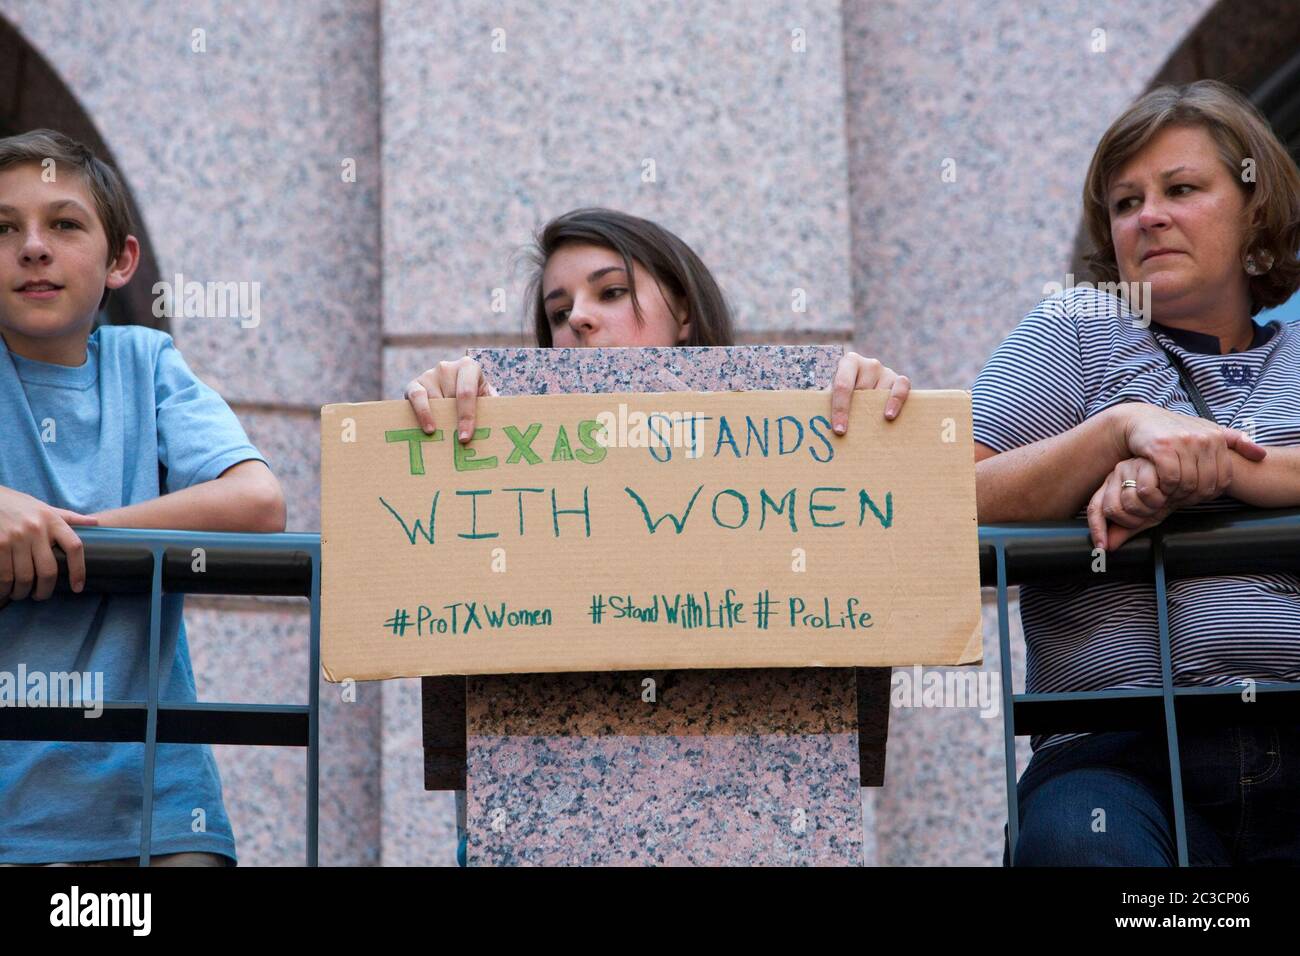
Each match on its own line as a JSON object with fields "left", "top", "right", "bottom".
{"left": 4, "top": 327, "right": 100, "bottom": 389}
{"left": 1149, "top": 319, "right": 1276, "bottom": 355}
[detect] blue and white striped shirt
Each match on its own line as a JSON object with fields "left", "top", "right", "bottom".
{"left": 972, "top": 287, "right": 1300, "bottom": 751}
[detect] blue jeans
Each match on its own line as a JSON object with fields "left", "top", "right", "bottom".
{"left": 1005, "top": 721, "right": 1300, "bottom": 866}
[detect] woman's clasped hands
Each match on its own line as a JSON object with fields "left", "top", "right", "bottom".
{"left": 1087, "top": 403, "right": 1268, "bottom": 550}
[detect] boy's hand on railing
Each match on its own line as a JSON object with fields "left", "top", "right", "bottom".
{"left": 0, "top": 486, "right": 98, "bottom": 606}
{"left": 828, "top": 352, "right": 911, "bottom": 434}
{"left": 1087, "top": 456, "right": 1173, "bottom": 550}
{"left": 404, "top": 357, "right": 499, "bottom": 444}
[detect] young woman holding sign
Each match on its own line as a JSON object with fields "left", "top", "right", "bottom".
{"left": 402, "top": 207, "right": 914, "bottom": 866}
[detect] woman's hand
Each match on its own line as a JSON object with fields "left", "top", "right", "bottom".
{"left": 1111, "top": 403, "right": 1266, "bottom": 508}
{"left": 1086, "top": 456, "right": 1171, "bottom": 550}
{"left": 404, "top": 357, "right": 499, "bottom": 443}
{"left": 829, "top": 351, "right": 911, "bottom": 435}
{"left": 0, "top": 486, "right": 97, "bottom": 605}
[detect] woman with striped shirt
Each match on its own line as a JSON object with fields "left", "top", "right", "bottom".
{"left": 973, "top": 80, "right": 1300, "bottom": 866}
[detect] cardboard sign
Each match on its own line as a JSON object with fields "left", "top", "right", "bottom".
{"left": 320, "top": 390, "right": 981, "bottom": 680}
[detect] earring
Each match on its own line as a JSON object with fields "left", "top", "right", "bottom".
{"left": 1244, "top": 250, "right": 1275, "bottom": 276}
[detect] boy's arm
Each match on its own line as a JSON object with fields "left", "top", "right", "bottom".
{"left": 90, "top": 460, "right": 286, "bottom": 533}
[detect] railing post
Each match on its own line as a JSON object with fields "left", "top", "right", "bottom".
{"left": 308, "top": 541, "right": 321, "bottom": 867}
{"left": 1152, "top": 533, "right": 1189, "bottom": 867}
{"left": 138, "top": 546, "right": 164, "bottom": 866}
{"left": 994, "top": 541, "right": 1020, "bottom": 865}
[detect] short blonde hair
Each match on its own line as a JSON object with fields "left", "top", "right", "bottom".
{"left": 1083, "top": 80, "right": 1300, "bottom": 316}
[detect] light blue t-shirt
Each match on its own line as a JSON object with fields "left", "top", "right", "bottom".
{"left": 0, "top": 324, "right": 265, "bottom": 863}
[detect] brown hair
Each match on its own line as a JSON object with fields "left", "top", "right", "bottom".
{"left": 1083, "top": 80, "right": 1300, "bottom": 315}
{"left": 524, "top": 207, "right": 735, "bottom": 347}
{"left": 0, "top": 128, "right": 134, "bottom": 266}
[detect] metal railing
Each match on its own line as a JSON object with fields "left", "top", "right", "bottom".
{"left": 5, "top": 509, "right": 1297, "bottom": 867}
{"left": 979, "top": 506, "right": 1300, "bottom": 866}
{"left": 0, "top": 528, "right": 320, "bottom": 866}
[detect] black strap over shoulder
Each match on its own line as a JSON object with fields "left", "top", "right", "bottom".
{"left": 1152, "top": 335, "right": 1217, "bottom": 423}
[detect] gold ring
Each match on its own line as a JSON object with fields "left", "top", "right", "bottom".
{"left": 1121, "top": 479, "right": 1138, "bottom": 489}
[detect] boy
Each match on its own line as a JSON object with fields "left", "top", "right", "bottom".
{"left": 0, "top": 129, "right": 285, "bottom": 865}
